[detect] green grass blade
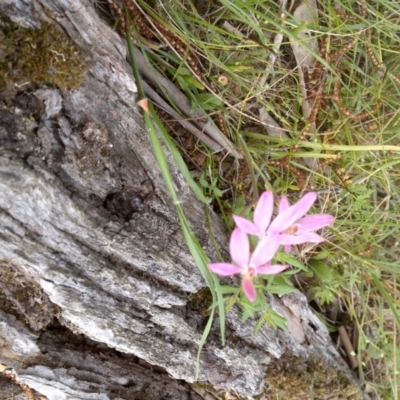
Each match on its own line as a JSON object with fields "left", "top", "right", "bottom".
{"left": 125, "top": 19, "right": 226, "bottom": 378}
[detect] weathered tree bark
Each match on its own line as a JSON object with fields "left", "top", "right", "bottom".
{"left": 0, "top": 0, "right": 365, "bottom": 399}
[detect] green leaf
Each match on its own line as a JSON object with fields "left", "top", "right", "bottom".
{"left": 291, "top": 21, "right": 311, "bottom": 36}
{"left": 255, "top": 306, "right": 288, "bottom": 333}
{"left": 231, "top": 194, "right": 245, "bottom": 215}
{"left": 314, "top": 287, "right": 335, "bottom": 305}
{"left": 212, "top": 186, "right": 224, "bottom": 198}
{"left": 278, "top": 252, "right": 308, "bottom": 271}
{"left": 265, "top": 284, "right": 297, "bottom": 295}
{"left": 151, "top": 110, "right": 212, "bottom": 204}
{"left": 310, "top": 260, "right": 334, "bottom": 282}
{"left": 219, "top": 285, "right": 239, "bottom": 294}
{"left": 199, "top": 172, "right": 210, "bottom": 189}
{"left": 179, "top": 74, "right": 205, "bottom": 90}
{"left": 264, "top": 275, "right": 296, "bottom": 295}
{"left": 193, "top": 93, "right": 223, "bottom": 111}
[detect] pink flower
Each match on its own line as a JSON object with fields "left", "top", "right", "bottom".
{"left": 268, "top": 192, "right": 335, "bottom": 252}
{"left": 137, "top": 98, "right": 150, "bottom": 114}
{"left": 233, "top": 191, "right": 274, "bottom": 237}
{"left": 208, "top": 228, "right": 288, "bottom": 302}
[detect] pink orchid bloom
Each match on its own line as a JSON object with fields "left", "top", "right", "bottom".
{"left": 208, "top": 228, "right": 288, "bottom": 302}
{"left": 268, "top": 192, "right": 335, "bottom": 252}
{"left": 233, "top": 191, "right": 274, "bottom": 237}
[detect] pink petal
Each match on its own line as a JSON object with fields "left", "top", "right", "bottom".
{"left": 288, "top": 191, "right": 318, "bottom": 223}
{"left": 297, "top": 230, "right": 326, "bottom": 243}
{"left": 298, "top": 214, "right": 334, "bottom": 231}
{"left": 250, "top": 234, "right": 280, "bottom": 267}
{"left": 242, "top": 278, "right": 257, "bottom": 302}
{"left": 230, "top": 228, "right": 249, "bottom": 267}
{"left": 254, "top": 191, "right": 274, "bottom": 233}
{"left": 284, "top": 244, "right": 292, "bottom": 253}
{"left": 278, "top": 231, "right": 325, "bottom": 245}
{"left": 278, "top": 195, "right": 290, "bottom": 213}
{"left": 208, "top": 262, "right": 241, "bottom": 276}
{"left": 137, "top": 98, "right": 150, "bottom": 114}
{"left": 269, "top": 192, "right": 317, "bottom": 233}
{"left": 256, "top": 264, "right": 289, "bottom": 274}
{"left": 267, "top": 208, "right": 294, "bottom": 233}
{"left": 233, "top": 215, "right": 260, "bottom": 235}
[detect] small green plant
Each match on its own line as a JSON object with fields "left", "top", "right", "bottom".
{"left": 115, "top": 0, "right": 400, "bottom": 397}
{"left": 199, "top": 169, "right": 224, "bottom": 199}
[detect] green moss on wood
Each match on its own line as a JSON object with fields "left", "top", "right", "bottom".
{"left": 263, "top": 353, "right": 362, "bottom": 400}
{"left": 188, "top": 287, "right": 213, "bottom": 317}
{"left": 0, "top": 16, "right": 87, "bottom": 91}
{"left": 193, "top": 352, "right": 362, "bottom": 399}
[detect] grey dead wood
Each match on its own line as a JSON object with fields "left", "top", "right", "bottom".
{"left": 0, "top": 0, "right": 365, "bottom": 399}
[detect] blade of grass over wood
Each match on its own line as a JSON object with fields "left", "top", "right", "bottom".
{"left": 151, "top": 111, "right": 212, "bottom": 204}
{"left": 125, "top": 19, "right": 226, "bottom": 376}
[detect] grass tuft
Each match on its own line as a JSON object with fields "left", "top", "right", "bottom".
{"left": 114, "top": 0, "right": 400, "bottom": 397}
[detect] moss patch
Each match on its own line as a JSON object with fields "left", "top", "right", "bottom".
{"left": 192, "top": 352, "right": 362, "bottom": 400}
{"left": 263, "top": 353, "right": 362, "bottom": 400}
{"left": 0, "top": 15, "right": 87, "bottom": 91}
{"left": 0, "top": 260, "right": 60, "bottom": 332}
